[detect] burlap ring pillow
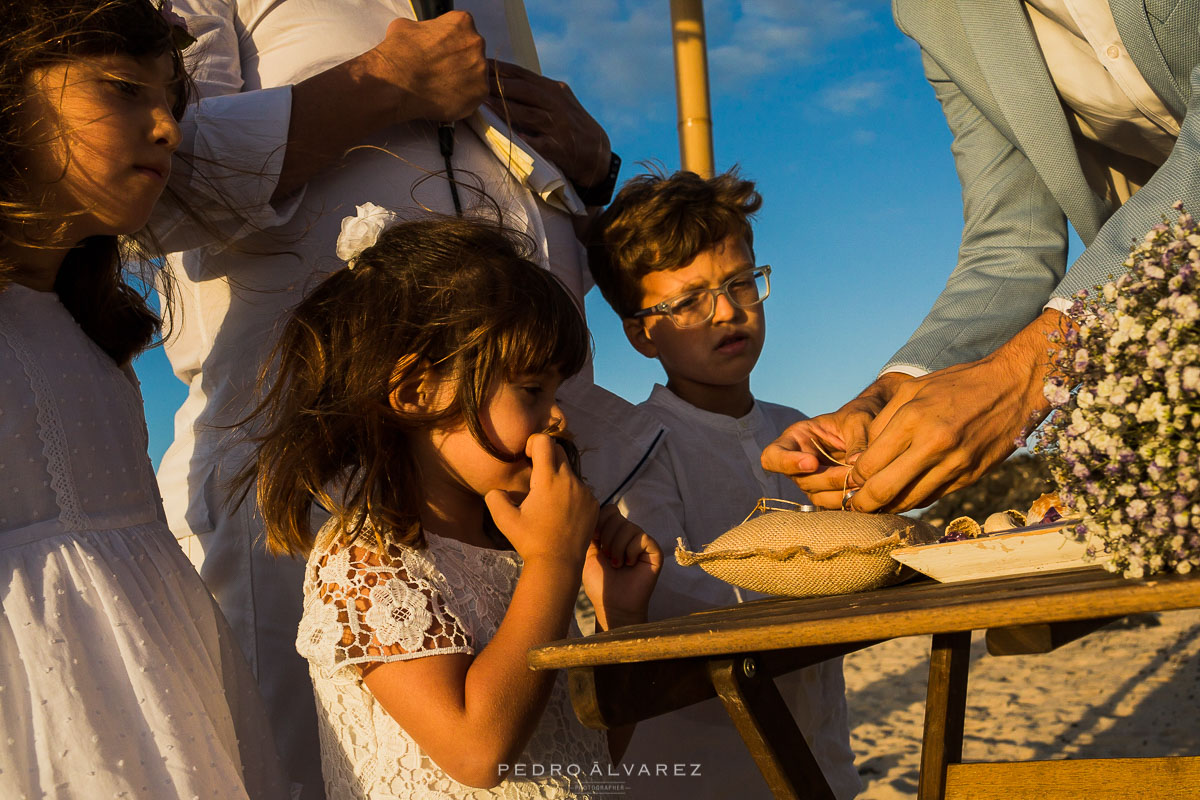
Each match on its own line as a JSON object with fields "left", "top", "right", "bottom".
{"left": 675, "top": 500, "right": 941, "bottom": 597}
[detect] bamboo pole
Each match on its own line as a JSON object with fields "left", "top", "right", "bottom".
{"left": 669, "top": 0, "right": 714, "bottom": 178}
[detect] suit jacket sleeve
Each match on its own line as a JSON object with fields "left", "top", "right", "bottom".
{"left": 883, "top": 50, "right": 1071, "bottom": 374}
{"left": 1054, "top": 63, "right": 1200, "bottom": 300}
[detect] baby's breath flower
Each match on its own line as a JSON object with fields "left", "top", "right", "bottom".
{"left": 1036, "top": 204, "right": 1200, "bottom": 578}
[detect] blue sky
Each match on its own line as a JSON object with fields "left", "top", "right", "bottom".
{"left": 135, "top": 0, "right": 981, "bottom": 467}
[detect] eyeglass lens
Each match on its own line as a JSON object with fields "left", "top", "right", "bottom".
{"left": 670, "top": 268, "right": 770, "bottom": 327}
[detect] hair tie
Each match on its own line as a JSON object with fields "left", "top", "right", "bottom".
{"left": 335, "top": 203, "right": 401, "bottom": 269}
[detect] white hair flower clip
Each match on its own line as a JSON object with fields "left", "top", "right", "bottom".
{"left": 335, "top": 203, "right": 401, "bottom": 268}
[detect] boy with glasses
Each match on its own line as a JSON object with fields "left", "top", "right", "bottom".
{"left": 588, "top": 170, "right": 859, "bottom": 799}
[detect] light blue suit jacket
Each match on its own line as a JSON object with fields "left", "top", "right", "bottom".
{"left": 886, "top": 0, "right": 1200, "bottom": 373}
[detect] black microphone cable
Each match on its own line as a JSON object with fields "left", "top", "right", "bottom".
{"left": 414, "top": 0, "right": 463, "bottom": 215}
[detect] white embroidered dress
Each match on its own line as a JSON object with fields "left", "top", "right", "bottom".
{"left": 0, "top": 285, "right": 287, "bottom": 799}
{"left": 297, "top": 524, "right": 609, "bottom": 799}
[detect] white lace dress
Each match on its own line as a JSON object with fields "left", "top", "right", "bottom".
{"left": 0, "top": 284, "right": 289, "bottom": 799}
{"left": 297, "top": 525, "right": 610, "bottom": 799}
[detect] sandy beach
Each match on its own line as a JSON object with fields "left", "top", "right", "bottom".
{"left": 841, "top": 608, "right": 1200, "bottom": 799}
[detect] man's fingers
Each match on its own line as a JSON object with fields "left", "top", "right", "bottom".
{"left": 850, "top": 432, "right": 960, "bottom": 512}
{"left": 847, "top": 452, "right": 923, "bottom": 512}
{"left": 487, "top": 99, "right": 556, "bottom": 137}
{"left": 794, "top": 464, "right": 859, "bottom": 496}
{"left": 488, "top": 58, "right": 538, "bottom": 80}
{"left": 440, "top": 9, "right": 479, "bottom": 32}
{"left": 760, "top": 425, "right": 831, "bottom": 476}
{"left": 854, "top": 458, "right": 947, "bottom": 513}
{"left": 488, "top": 63, "right": 552, "bottom": 104}
{"left": 840, "top": 409, "right": 876, "bottom": 464}
{"left": 760, "top": 443, "right": 821, "bottom": 477}
{"left": 805, "top": 489, "right": 853, "bottom": 509}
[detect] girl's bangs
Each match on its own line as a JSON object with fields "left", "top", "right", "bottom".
{"left": 493, "top": 281, "right": 590, "bottom": 381}
{"left": 33, "top": 2, "right": 190, "bottom": 115}
{"left": 47, "top": 2, "right": 174, "bottom": 57}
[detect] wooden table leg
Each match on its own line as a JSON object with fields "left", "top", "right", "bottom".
{"left": 708, "top": 656, "right": 836, "bottom": 800}
{"left": 918, "top": 631, "right": 972, "bottom": 800}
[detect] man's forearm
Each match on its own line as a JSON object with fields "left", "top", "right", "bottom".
{"left": 983, "top": 306, "right": 1065, "bottom": 420}
{"left": 271, "top": 13, "right": 487, "bottom": 200}
{"left": 273, "top": 52, "right": 399, "bottom": 199}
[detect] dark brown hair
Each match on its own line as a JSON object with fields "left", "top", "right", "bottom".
{"left": 0, "top": 0, "right": 193, "bottom": 364}
{"left": 245, "top": 215, "right": 591, "bottom": 557}
{"left": 588, "top": 168, "right": 762, "bottom": 318}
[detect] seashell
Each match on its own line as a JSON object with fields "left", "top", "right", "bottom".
{"left": 1026, "top": 492, "right": 1065, "bottom": 524}
{"left": 945, "top": 516, "right": 982, "bottom": 539}
{"left": 983, "top": 510, "right": 1026, "bottom": 533}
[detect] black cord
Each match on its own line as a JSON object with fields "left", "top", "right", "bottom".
{"left": 413, "top": 1, "right": 462, "bottom": 216}
{"left": 439, "top": 123, "right": 463, "bottom": 216}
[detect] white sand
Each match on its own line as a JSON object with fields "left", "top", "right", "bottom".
{"left": 842, "top": 609, "right": 1200, "bottom": 799}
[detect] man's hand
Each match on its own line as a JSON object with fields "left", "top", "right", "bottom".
{"left": 761, "top": 372, "right": 910, "bottom": 508}
{"left": 276, "top": 12, "right": 487, "bottom": 198}
{"left": 486, "top": 60, "right": 611, "bottom": 189}
{"left": 848, "top": 310, "right": 1065, "bottom": 512}
{"left": 369, "top": 13, "right": 488, "bottom": 123}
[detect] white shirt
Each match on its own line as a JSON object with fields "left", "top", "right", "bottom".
{"left": 1027, "top": 0, "right": 1180, "bottom": 155}
{"left": 613, "top": 385, "right": 861, "bottom": 800}
{"left": 157, "top": 0, "right": 655, "bottom": 541}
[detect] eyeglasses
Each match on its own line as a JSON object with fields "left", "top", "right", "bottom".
{"left": 630, "top": 265, "right": 772, "bottom": 328}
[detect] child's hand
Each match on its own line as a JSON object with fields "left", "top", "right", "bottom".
{"left": 485, "top": 433, "right": 598, "bottom": 569}
{"left": 583, "top": 506, "right": 663, "bottom": 631}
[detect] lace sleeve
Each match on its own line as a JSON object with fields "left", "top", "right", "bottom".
{"left": 297, "top": 538, "right": 474, "bottom": 682}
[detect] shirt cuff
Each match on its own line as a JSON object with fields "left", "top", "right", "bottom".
{"left": 877, "top": 363, "right": 930, "bottom": 380}
{"left": 186, "top": 85, "right": 304, "bottom": 236}
{"left": 1043, "top": 296, "right": 1074, "bottom": 315}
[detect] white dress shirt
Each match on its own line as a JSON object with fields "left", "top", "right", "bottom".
{"left": 159, "top": 0, "right": 611, "bottom": 543}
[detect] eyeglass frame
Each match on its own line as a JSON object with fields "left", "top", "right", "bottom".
{"left": 628, "top": 265, "right": 772, "bottom": 328}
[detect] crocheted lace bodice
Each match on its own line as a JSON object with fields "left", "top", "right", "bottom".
{"left": 296, "top": 524, "right": 609, "bottom": 799}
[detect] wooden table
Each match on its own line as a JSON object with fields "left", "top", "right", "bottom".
{"left": 528, "top": 568, "right": 1200, "bottom": 799}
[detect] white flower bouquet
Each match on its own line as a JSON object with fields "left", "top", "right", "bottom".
{"left": 1036, "top": 203, "right": 1200, "bottom": 579}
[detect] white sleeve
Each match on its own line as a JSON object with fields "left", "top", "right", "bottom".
{"left": 297, "top": 540, "right": 475, "bottom": 683}
{"left": 149, "top": 1, "right": 305, "bottom": 251}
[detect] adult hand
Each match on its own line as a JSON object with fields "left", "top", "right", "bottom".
{"left": 761, "top": 372, "right": 911, "bottom": 508}
{"left": 848, "top": 309, "right": 1065, "bottom": 513}
{"left": 277, "top": 12, "right": 488, "bottom": 197}
{"left": 486, "top": 60, "right": 611, "bottom": 189}
{"left": 369, "top": 13, "right": 489, "bottom": 123}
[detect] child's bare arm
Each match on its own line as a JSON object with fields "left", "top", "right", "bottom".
{"left": 362, "top": 557, "right": 582, "bottom": 787}
{"left": 581, "top": 506, "right": 663, "bottom": 763}
{"left": 363, "top": 433, "right": 597, "bottom": 788}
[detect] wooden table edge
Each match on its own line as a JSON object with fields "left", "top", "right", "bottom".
{"left": 529, "top": 572, "right": 1200, "bottom": 670}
